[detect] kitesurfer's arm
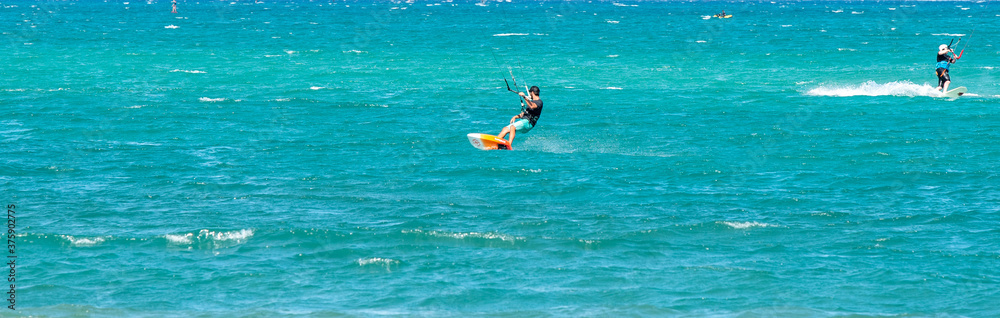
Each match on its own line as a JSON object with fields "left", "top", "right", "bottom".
{"left": 518, "top": 92, "right": 538, "bottom": 110}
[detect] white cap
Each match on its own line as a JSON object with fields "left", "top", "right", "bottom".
{"left": 939, "top": 44, "right": 948, "bottom": 51}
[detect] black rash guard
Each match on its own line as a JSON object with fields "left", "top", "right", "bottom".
{"left": 521, "top": 99, "right": 543, "bottom": 126}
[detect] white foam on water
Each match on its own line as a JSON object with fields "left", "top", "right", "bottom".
{"left": 493, "top": 33, "right": 528, "bottom": 37}
{"left": 164, "top": 229, "right": 254, "bottom": 246}
{"left": 61, "top": 235, "right": 109, "bottom": 246}
{"left": 357, "top": 257, "right": 400, "bottom": 267}
{"left": 165, "top": 233, "right": 194, "bottom": 244}
{"left": 170, "top": 69, "right": 206, "bottom": 74}
{"left": 402, "top": 229, "right": 524, "bottom": 242}
{"left": 200, "top": 229, "right": 254, "bottom": 242}
{"left": 805, "top": 81, "right": 943, "bottom": 97}
{"left": 199, "top": 97, "right": 227, "bottom": 102}
{"left": 720, "top": 221, "right": 777, "bottom": 229}
{"left": 125, "top": 141, "right": 161, "bottom": 146}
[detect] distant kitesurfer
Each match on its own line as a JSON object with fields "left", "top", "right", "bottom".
{"left": 936, "top": 44, "right": 957, "bottom": 92}
{"left": 496, "top": 86, "right": 543, "bottom": 149}
{"left": 172, "top": 0, "right": 178, "bottom": 14}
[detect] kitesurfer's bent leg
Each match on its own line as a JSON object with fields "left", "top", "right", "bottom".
{"left": 497, "top": 126, "right": 510, "bottom": 140}
{"left": 497, "top": 125, "right": 516, "bottom": 144}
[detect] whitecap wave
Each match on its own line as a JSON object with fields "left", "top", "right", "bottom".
{"left": 200, "top": 229, "right": 254, "bottom": 242}
{"left": 402, "top": 229, "right": 524, "bottom": 242}
{"left": 199, "top": 97, "right": 226, "bottom": 102}
{"left": 165, "top": 233, "right": 194, "bottom": 244}
{"left": 164, "top": 229, "right": 254, "bottom": 248}
{"left": 720, "top": 221, "right": 777, "bottom": 229}
{"left": 493, "top": 33, "right": 528, "bottom": 37}
{"left": 171, "top": 69, "right": 206, "bottom": 74}
{"left": 61, "top": 235, "right": 109, "bottom": 246}
{"left": 357, "top": 257, "right": 400, "bottom": 267}
{"left": 805, "top": 81, "right": 943, "bottom": 97}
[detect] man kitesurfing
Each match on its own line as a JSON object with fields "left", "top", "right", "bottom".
{"left": 465, "top": 72, "right": 543, "bottom": 151}
{"left": 495, "top": 85, "right": 542, "bottom": 149}
{"left": 936, "top": 41, "right": 959, "bottom": 93}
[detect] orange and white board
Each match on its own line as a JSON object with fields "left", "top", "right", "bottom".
{"left": 467, "top": 133, "right": 511, "bottom": 150}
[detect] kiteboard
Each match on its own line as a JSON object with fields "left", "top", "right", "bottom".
{"left": 467, "top": 133, "right": 511, "bottom": 150}
{"left": 942, "top": 86, "right": 967, "bottom": 98}
{"left": 714, "top": 15, "right": 733, "bottom": 18}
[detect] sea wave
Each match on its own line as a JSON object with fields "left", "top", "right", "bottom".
{"left": 357, "top": 257, "right": 400, "bottom": 267}
{"left": 164, "top": 229, "right": 255, "bottom": 249}
{"left": 60, "top": 235, "right": 110, "bottom": 246}
{"left": 401, "top": 229, "right": 524, "bottom": 242}
{"left": 170, "top": 69, "right": 206, "bottom": 74}
{"left": 719, "top": 221, "right": 778, "bottom": 229}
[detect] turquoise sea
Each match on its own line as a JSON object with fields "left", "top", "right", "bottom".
{"left": 4, "top": 0, "right": 1000, "bottom": 316}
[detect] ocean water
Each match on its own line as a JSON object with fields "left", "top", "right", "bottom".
{"left": 4, "top": 0, "right": 1000, "bottom": 316}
